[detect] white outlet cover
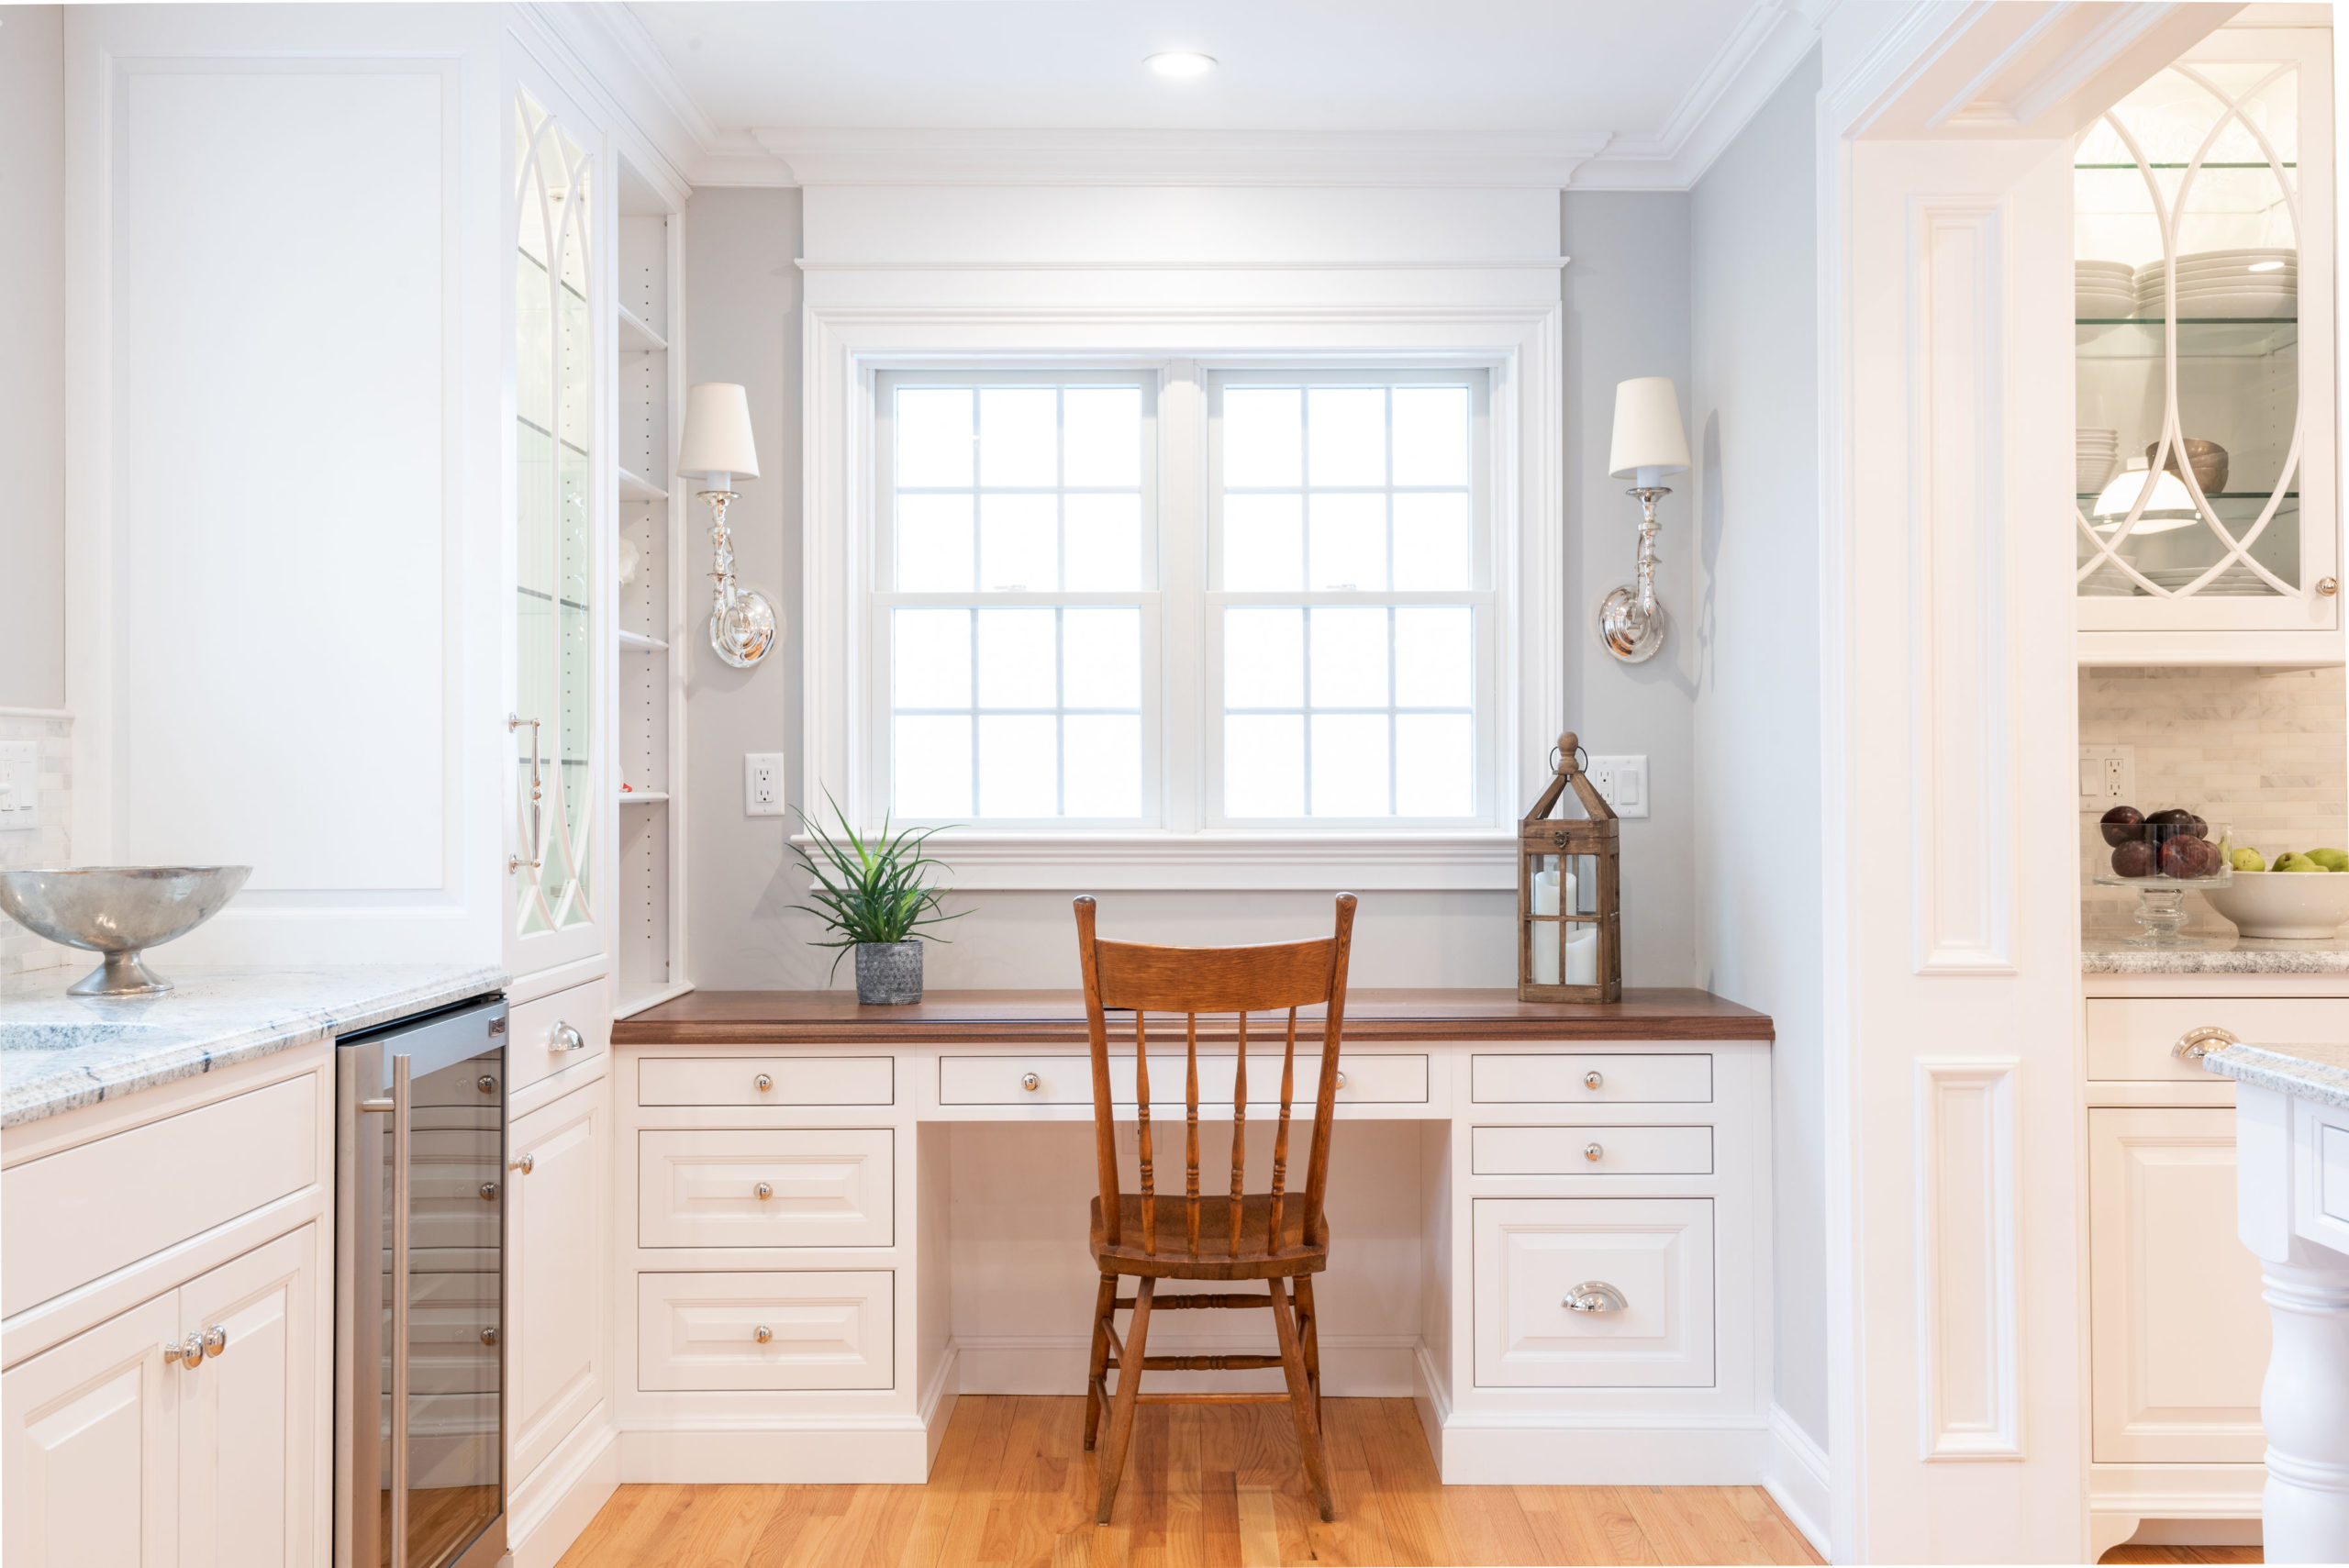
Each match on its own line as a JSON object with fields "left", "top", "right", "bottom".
{"left": 1585, "top": 754, "right": 1649, "bottom": 819}
{"left": 744, "top": 752, "right": 787, "bottom": 817}
{"left": 0, "top": 740, "right": 36, "bottom": 829}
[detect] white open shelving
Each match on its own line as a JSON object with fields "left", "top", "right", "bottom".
{"left": 613, "top": 155, "right": 690, "bottom": 1020}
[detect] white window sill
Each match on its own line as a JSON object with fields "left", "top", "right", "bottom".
{"left": 826, "top": 830, "right": 1519, "bottom": 891}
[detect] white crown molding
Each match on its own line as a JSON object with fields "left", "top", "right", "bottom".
{"left": 524, "top": 1, "right": 793, "bottom": 189}
{"left": 1574, "top": 0, "right": 1836, "bottom": 189}
{"left": 751, "top": 126, "right": 1612, "bottom": 188}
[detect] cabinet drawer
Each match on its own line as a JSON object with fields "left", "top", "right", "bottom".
{"left": 507, "top": 978, "right": 608, "bottom": 1100}
{"left": 3, "top": 1074, "right": 317, "bottom": 1318}
{"left": 2086, "top": 996, "right": 2349, "bottom": 1081}
{"left": 1473, "top": 1197, "right": 1714, "bottom": 1387}
{"left": 937, "top": 1053, "right": 1427, "bottom": 1106}
{"left": 639, "top": 1129, "right": 894, "bottom": 1249}
{"left": 637, "top": 1271, "right": 893, "bottom": 1391}
{"left": 1470, "top": 1053, "right": 1712, "bottom": 1105}
{"left": 638, "top": 1056, "right": 894, "bottom": 1107}
{"left": 1471, "top": 1125, "right": 1714, "bottom": 1176}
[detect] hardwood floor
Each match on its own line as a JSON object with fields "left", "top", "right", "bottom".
{"left": 2099, "top": 1551, "right": 2262, "bottom": 1565}
{"left": 555, "top": 1396, "right": 1823, "bottom": 1566}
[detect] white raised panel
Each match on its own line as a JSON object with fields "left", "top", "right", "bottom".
{"left": 1908, "top": 200, "right": 2013, "bottom": 976}
{"left": 638, "top": 1055, "right": 894, "bottom": 1107}
{"left": 639, "top": 1129, "right": 895, "bottom": 1249}
{"left": 1916, "top": 1059, "right": 2021, "bottom": 1458}
{"left": 636, "top": 1271, "right": 894, "bottom": 1392}
{"left": 508, "top": 1078, "right": 608, "bottom": 1483}
{"left": 1468, "top": 1053, "right": 1712, "bottom": 1104}
{"left": 1469, "top": 1124, "right": 1714, "bottom": 1176}
{"left": 1471, "top": 1197, "right": 1713, "bottom": 1388}
{"left": 2087, "top": 1108, "right": 2266, "bottom": 1463}
{"left": 2, "top": 1076, "right": 317, "bottom": 1317}
{"left": 1, "top": 1293, "right": 180, "bottom": 1568}
{"left": 175, "top": 1227, "right": 318, "bottom": 1568}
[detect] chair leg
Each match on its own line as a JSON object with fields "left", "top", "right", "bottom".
{"left": 1269, "top": 1276, "right": 1334, "bottom": 1522}
{"left": 1295, "top": 1273, "right": 1324, "bottom": 1428}
{"left": 1097, "top": 1275, "right": 1154, "bottom": 1524}
{"left": 1083, "top": 1273, "right": 1118, "bottom": 1452}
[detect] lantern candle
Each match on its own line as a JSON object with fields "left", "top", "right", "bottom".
{"left": 1531, "top": 863, "right": 1595, "bottom": 985}
{"left": 1517, "top": 729, "right": 1622, "bottom": 1003}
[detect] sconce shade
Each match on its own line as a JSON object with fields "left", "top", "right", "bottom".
{"left": 678, "top": 383, "right": 761, "bottom": 480}
{"left": 1607, "top": 376, "right": 1690, "bottom": 479}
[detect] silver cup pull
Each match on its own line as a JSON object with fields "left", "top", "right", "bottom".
{"left": 551, "top": 1022, "right": 585, "bottom": 1052}
{"left": 1583, "top": 1141, "right": 1603, "bottom": 1162}
{"left": 1564, "top": 1281, "right": 1628, "bottom": 1314}
{"left": 1020, "top": 1073, "right": 1041, "bottom": 1091}
{"left": 2174, "top": 1026, "right": 2238, "bottom": 1060}
{"left": 1583, "top": 1070, "right": 1604, "bottom": 1090}
{"left": 754, "top": 1181, "right": 774, "bottom": 1199}
{"left": 755, "top": 1073, "right": 774, "bottom": 1092}
{"left": 754, "top": 1325, "right": 774, "bottom": 1344}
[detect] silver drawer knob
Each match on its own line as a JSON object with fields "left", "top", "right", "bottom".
{"left": 1583, "top": 1141, "right": 1603, "bottom": 1162}
{"left": 1583, "top": 1070, "right": 1604, "bottom": 1090}
{"left": 201, "top": 1325, "right": 228, "bottom": 1359}
{"left": 509, "top": 1152, "right": 534, "bottom": 1174}
{"left": 480, "top": 1327, "right": 498, "bottom": 1347}
{"left": 2174, "top": 1026, "right": 2238, "bottom": 1061}
{"left": 551, "top": 1022, "right": 584, "bottom": 1052}
{"left": 1021, "top": 1073, "right": 1041, "bottom": 1091}
{"left": 479, "top": 1182, "right": 499, "bottom": 1201}
{"left": 754, "top": 1325, "right": 774, "bottom": 1344}
{"left": 1336, "top": 1071, "right": 1348, "bottom": 1089}
{"left": 754, "top": 1073, "right": 774, "bottom": 1092}
{"left": 478, "top": 1074, "right": 498, "bottom": 1095}
{"left": 754, "top": 1181, "right": 774, "bottom": 1199}
{"left": 1564, "top": 1281, "right": 1628, "bottom": 1314}
{"left": 162, "top": 1333, "right": 205, "bottom": 1369}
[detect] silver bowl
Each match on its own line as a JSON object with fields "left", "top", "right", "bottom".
{"left": 0, "top": 865, "right": 251, "bottom": 995}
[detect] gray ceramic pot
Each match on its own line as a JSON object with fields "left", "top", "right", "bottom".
{"left": 854, "top": 940, "right": 923, "bottom": 1005}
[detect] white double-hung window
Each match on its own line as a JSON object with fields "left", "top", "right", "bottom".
{"left": 869, "top": 364, "right": 1496, "bottom": 838}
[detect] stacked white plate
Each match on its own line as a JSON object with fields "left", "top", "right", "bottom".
{"left": 2076, "top": 259, "right": 2138, "bottom": 319}
{"left": 2076, "top": 427, "right": 2120, "bottom": 495}
{"left": 2134, "top": 249, "right": 2298, "bottom": 319}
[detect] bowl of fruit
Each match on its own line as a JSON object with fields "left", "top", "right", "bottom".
{"left": 2092, "top": 806, "right": 2232, "bottom": 946}
{"left": 2199, "top": 848, "right": 2349, "bottom": 939}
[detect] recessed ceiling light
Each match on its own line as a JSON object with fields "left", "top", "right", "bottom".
{"left": 1146, "top": 51, "right": 1217, "bottom": 80}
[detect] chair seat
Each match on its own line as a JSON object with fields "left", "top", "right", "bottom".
{"left": 1089, "top": 1193, "right": 1330, "bottom": 1280}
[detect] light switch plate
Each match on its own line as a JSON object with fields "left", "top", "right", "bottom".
{"left": 744, "top": 753, "right": 786, "bottom": 817}
{"left": 2079, "top": 744, "right": 2135, "bottom": 809}
{"left": 0, "top": 740, "right": 36, "bottom": 830}
{"left": 1585, "top": 755, "right": 1650, "bottom": 819}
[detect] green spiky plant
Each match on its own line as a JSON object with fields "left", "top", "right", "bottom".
{"left": 785, "top": 794, "right": 964, "bottom": 977}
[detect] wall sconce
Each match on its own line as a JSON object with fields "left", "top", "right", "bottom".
{"left": 1597, "top": 375, "right": 1689, "bottom": 664}
{"left": 678, "top": 382, "right": 778, "bottom": 668}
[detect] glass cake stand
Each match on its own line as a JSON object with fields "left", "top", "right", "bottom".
{"left": 2092, "top": 827, "right": 2233, "bottom": 946}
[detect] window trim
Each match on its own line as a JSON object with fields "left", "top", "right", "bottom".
{"left": 804, "top": 306, "right": 1564, "bottom": 891}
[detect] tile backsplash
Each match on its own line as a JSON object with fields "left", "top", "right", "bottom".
{"left": 0, "top": 713, "right": 74, "bottom": 975}
{"left": 2080, "top": 666, "right": 2347, "bottom": 931}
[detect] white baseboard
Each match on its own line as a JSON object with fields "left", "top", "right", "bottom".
{"left": 618, "top": 1419, "right": 938, "bottom": 1484}
{"left": 1411, "top": 1343, "right": 1768, "bottom": 1485}
{"left": 508, "top": 1409, "right": 618, "bottom": 1568}
{"left": 1762, "top": 1405, "right": 1831, "bottom": 1560}
{"left": 953, "top": 1332, "right": 1415, "bottom": 1396}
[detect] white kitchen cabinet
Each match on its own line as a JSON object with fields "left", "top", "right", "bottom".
{"left": 507, "top": 1073, "right": 611, "bottom": 1489}
{"left": 1, "top": 1294, "right": 179, "bottom": 1568}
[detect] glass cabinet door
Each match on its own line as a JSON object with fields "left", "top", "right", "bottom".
{"left": 513, "top": 90, "right": 597, "bottom": 957}
{"left": 2075, "top": 28, "right": 2335, "bottom": 636}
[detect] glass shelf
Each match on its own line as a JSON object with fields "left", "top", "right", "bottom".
{"left": 2076, "top": 319, "right": 2299, "bottom": 358}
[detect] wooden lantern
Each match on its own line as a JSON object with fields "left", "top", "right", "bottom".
{"left": 1517, "top": 731, "right": 1621, "bottom": 1003}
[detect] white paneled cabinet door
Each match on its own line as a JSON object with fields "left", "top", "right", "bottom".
{"left": 174, "top": 1227, "right": 321, "bottom": 1568}
{"left": 2088, "top": 1107, "right": 2269, "bottom": 1462}
{"left": 507, "top": 1076, "right": 609, "bottom": 1484}
{"left": 2, "top": 1294, "right": 181, "bottom": 1568}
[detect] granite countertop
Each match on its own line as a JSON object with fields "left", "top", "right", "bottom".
{"left": 2202, "top": 1039, "right": 2349, "bottom": 1109}
{"left": 2082, "top": 929, "right": 2349, "bottom": 975}
{"left": 0, "top": 963, "right": 508, "bottom": 1129}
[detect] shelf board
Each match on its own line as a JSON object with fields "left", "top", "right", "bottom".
{"left": 617, "top": 305, "right": 668, "bottom": 353}
{"left": 617, "top": 628, "right": 670, "bottom": 652}
{"left": 618, "top": 467, "right": 668, "bottom": 503}
{"left": 615, "top": 981, "right": 695, "bottom": 1020}
{"left": 619, "top": 791, "right": 670, "bottom": 805}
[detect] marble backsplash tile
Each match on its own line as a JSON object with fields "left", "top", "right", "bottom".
{"left": 2080, "top": 666, "right": 2347, "bottom": 931}
{"left": 0, "top": 713, "right": 75, "bottom": 975}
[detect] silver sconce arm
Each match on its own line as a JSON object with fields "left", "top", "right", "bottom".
{"left": 700, "top": 487, "right": 778, "bottom": 669}
{"left": 1598, "top": 484, "right": 1670, "bottom": 663}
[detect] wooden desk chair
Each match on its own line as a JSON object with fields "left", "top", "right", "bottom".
{"left": 1072, "top": 891, "right": 1358, "bottom": 1525}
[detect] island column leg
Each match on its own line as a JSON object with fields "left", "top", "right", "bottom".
{"left": 2260, "top": 1254, "right": 2349, "bottom": 1564}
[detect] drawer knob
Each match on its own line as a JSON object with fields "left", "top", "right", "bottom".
{"left": 201, "top": 1325, "right": 228, "bottom": 1359}
{"left": 754, "top": 1325, "right": 774, "bottom": 1344}
{"left": 1564, "top": 1281, "right": 1628, "bottom": 1314}
{"left": 479, "top": 1182, "right": 500, "bottom": 1201}
{"left": 551, "top": 1022, "right": 585, "bottom": 1052}
{"left": 1336, "top": 1071, "right": 1349, "bottom": 1089}
{"left": 1583, "top": 1070, "right": 1604, "bottom": 1090}
{"left": 480, "top": 1327, "right": 498, "bottom": 1347}
{"left": 754, "top": 1073, "right": 774, "bottom": 1092}
{"left": 2174, "top": 1026, "right": 2238, "bottom": 1061}
{"left": 754, "top": 1181, "right": 774, "bottom": 1199}
{"left": 509, "top": 1152, "right": 534, "bottom": 1174}
{"left": 1583, "top": 1141, "right": 1603, "bottom": 1162}
{"left": 478, "top": 1074, "right": 498, "bottom": 1095}
{"left": 1021, "top": 1073, "right": 1041, "bottom": 1092}
{"left": 162, "top": 1333, "right": 205, "bottom": 1369}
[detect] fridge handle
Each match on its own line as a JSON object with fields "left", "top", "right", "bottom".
{"left": 362, "top": 1054, "right": 413, "bottom": 1568}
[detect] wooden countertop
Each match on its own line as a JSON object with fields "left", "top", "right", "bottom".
{"left": 613, "top": 987, "right": 1772, "bottom": 1045}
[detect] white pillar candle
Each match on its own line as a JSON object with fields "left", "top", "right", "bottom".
{"left": 1531, "top": 867, "right": 1561, "bottom": 984}
{"left": 1564, "top": 923, "right": 1598, "bottom": 985}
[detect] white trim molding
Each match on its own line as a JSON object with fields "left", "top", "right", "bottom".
{"left": 882, "top": 831, "right": 1517, "bottom": 892}
{"left": 1764, "top": 1404, "right": 1834, "bottom": 1558}
{"left": 1914, "top": 1057, "right": 2022, "bottom": 1461}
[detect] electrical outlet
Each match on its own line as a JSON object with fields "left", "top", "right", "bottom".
{"left": 744, "top": 753, "right": 786, "bottom": 817}
{"left": 2078, "top": 744, "right": 2135, "bottom": 809}
{"left": 0, "top": 740, "right": 36, "bottom": 830}
{"left": 1584, "top": 754, "right": 1650, "bottom": 819}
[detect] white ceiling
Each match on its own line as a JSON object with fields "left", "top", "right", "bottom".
{"left": 624, "top": 0, "right": 1761, "bottom": 136}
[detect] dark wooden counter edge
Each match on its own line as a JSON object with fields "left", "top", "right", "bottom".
{"left": 613, "top": 987, "right": 1773, "bottom": 1045}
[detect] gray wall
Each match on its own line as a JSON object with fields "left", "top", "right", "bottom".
{"left": 684, "top": 186, "right": 1701, "bottom": 991}
{"left": 1689, "top": 49, "right": 1827, "bottom": 1449}
{"left": 0, "top": 6, "right": 66, "bottom": 711}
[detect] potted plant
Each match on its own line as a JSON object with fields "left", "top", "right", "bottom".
{"left": 786, "top": 795, "right": 962, "bottom": 1005}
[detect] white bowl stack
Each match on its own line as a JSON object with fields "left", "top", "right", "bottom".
{"left": 2076, "top": 427, "right": 2120, "bottom": 496}
{"left": 2076, "top": 259, "right": 2138, "bottom": 319}
{"left": 2134, "top": 249, "right": 2298, "bottom": 319}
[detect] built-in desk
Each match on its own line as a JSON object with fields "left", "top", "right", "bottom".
{"left": 609, "top": 988, "right": 1773, "bottom": 1486}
